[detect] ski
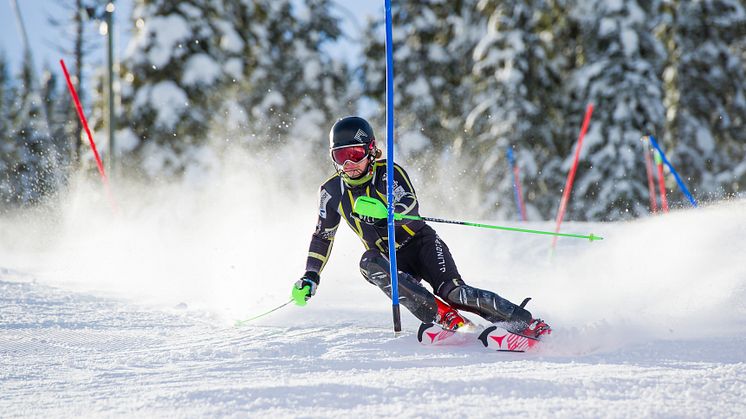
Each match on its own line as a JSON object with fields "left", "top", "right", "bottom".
{"left": 417, "top": 322, "right": 542, "bottom": 352}
{"left": 477, "top": 324, "right": 540, "bottom": 352}
{"left": 417, "top": 322, "right": 481, "bottom": 346}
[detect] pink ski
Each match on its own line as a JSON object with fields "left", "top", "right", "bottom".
{"left": 477, "top": 325, "right": 540, "bottom": 352}
{"left": 417, "top": 322, "right": 479, "bottom": 346}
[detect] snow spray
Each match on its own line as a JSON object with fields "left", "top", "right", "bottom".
{"left": 551, "top": 103, "right": 594, "bottom": 251}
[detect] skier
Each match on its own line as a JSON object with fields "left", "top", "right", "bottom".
{"left": 292, "top": 116, "right": 550, "bottom": 337}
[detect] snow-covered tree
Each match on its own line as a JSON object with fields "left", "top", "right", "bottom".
{"left": 223, "top": 0, "right": 349, "bottom": 157}
{"left": 120, "top": 0, "right": 242, "bottom": 178}
{"left": 564, "top": 0, "right": 667, "bottom": 220}
{"left": 466, "top": 0, "right": 563, "bottom": 219}
{"left": 1, "top": 56, "right": 59, "bottom": 207}
{"left": 49, "top": 0, "right": 103, "bottom": 164}
{"left": 40, "top": 66, "right": 74, "bottom": 185}
{"left": 119, "top": 0, "right": 349, "bottom": 181}
{"left": 665, "top": 0, "right": 746, "bottom": 202}
{"left": 360, "top": 0, "right": 485, "bottom": 164}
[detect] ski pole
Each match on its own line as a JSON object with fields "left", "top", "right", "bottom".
{"left": 234, "top": 299, "right": 293, "bottom": 327}
{"left": 354, "top": 196, "right": 603, "bottom": 242}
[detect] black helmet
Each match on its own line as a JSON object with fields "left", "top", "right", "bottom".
{"left": 329, "top": 116, "right": 376, "bottom": 149}
{"left": 329, "top": 116, "right": 379, "bottom": 185}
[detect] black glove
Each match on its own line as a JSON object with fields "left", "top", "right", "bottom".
{"left": 292, "top": 271, "right": 319, "bottom": 306}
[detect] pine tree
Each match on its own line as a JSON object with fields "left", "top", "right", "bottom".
{"left": 467, "top": 0, "right": 563, "bottom": 219}
{"left": 565, "top": 0, "right": 667, "bottom": 220}
{"left": 120, "top": 0, "right": 349, "bottom": 180}
{"left": 0, "top": 52, "right": 13, "bottom": 207}
{"left": 120, "top": 0, "right": 236, "bottom": 178}
{"left": 666, "top": 0, "right": 746, "bottom": 202}
{"left": 40, "top": 66, "right": 74, "bottom": 189}
{"left": 225, "top": 0, "right": 349, "bottom": 158}
{"left": 49, "top": 0, "right": 102, "bottom": 165}
{"left": 2, "top": 56, "right": 59, "bottom": 206}
{"left": 359, "top": 1, "right": 484, "bottom": 166}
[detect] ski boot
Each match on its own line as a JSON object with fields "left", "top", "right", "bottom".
{"left": 435, "top": 298, "right": 471, "bottom": 331}
{"left": 517, "top": 318, "right": 552, "bottom": 339}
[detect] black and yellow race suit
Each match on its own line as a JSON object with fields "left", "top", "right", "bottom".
{"left": 304, "top": 159, "right": 533, "bottom": 327}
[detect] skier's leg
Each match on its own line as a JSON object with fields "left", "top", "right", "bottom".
{"left": 359, "top": 249, "right": 465, "bottom": 329}
{"left": 359, "top": 249, "right": 438, "bottom": 323}
{"left": 443, "top": 284, "right": 532, "bottom": 326}
{"left": 412, "top": 226, "right": 533, "bottom": 327}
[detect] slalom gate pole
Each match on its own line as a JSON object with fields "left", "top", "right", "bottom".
{"left": 234, "top": 299, "right": 293, "bottom": 326}
{"left": 384, "top": 0, "right": 401, "bottom": 334}
{"left": 507, "top": 147, "right": 527, "bottom": 221}
{"left": 647, "top": 135, "right": 697, "bottom": 208}
{"left": 60, "top": 59, "right": 119, "bottom": 214}
{"left": 641, "top": 137, "right": 658, "bottom": 213}
{"left": 551, "top": 103, "right": 594, "bottom": 251}
{"left": 654, "top": 149, "right": 669, "bottom": 213}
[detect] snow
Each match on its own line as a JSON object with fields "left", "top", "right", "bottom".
{"left": 223, "top": 58, "right": 244, "bottom": 80}
{"left": 215, "top": 20, "right": 244, "bottom": 53}
{"left": 621, "top": 28, "right": 639, "bottom": 57}
{"left": 182, "top": 54, "right": 222, "bottom": 87}
{"left": 1, "top": 163, "right": 745, "bottom": 416}
{"left": 146, "top": 81, "right": 189, "bottom": 130}
{"left": 132, "top": 14, "right": 192, "bottom": 68}
{"left": 115, "top": 127, "right": 141, "bottom": 153}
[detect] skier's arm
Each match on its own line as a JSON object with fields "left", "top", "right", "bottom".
{"left": 391, "top": 163, "right": 420, "bottom": 218}
{"left": 294, "top": 186, "right": 341, "bottom": 305}
{"left": 304, "top": 187, "right": 341, "bottom": 275}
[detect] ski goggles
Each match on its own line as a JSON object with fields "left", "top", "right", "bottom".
{"left": 331, "top": 145, "right": 368, "bottom": 165}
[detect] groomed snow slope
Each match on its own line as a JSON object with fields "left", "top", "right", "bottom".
{"left": 1, "top": 175, "right": 744, "bottom": 417}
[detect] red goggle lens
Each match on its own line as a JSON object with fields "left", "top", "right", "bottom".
{"left": 331, "top": 146, "right": 367, "bottom": 165}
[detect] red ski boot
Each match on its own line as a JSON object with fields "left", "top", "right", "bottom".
{"left": 518, "top": 318, "right": 552, "bottom": 339}
{"left": 435, "top": 298, "right": 469, "bottom": 331}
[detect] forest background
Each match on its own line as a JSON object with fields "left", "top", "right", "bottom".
{"left": 1, "top": 0, "right": 744, "bottom": 221}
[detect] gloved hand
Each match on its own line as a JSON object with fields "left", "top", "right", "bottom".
{"left": 292, "top": 271, "right": 319, "bottom": 306}
{"left": 353, "top": 212, "right": 386, "bottom": 227}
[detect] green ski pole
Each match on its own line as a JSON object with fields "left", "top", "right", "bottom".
{"left": 234, "top": 299, "right": 293, "bottom": 327}
{"left": 353, "top": 196, "right": 603, "bottom": 242}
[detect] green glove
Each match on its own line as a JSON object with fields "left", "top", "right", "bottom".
{"left": 292, "top": 271, "right": 319, "bottom": 306}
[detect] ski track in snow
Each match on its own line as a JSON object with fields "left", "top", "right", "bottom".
{"left": 1, "top": 192, "right": 746, "bottom": 417}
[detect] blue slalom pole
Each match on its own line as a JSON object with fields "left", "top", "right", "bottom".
{"left": 506, "top": 147, "right": 524, "bottom": 221}
{"left": 647, "top": 135, "right": 698, "bottom": 208}
{"left": 384, "top": 0, "right": 401, "bottom": 334}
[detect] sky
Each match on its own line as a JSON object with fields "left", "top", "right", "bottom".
{"left": 0, "top": 0, "right": 380, "bottom": 80}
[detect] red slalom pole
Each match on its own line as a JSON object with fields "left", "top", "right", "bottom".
{"left": 654, "top": 150, "right": 669, "bottom": 213}
{"left": 551, "top": 103, "right": 594, "bottom": 251}
{"left": 60, "top": 59, "right": 118, "bottom": 212}
{"left": 642, "top": 137, "right": 657, "bottom": 213}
